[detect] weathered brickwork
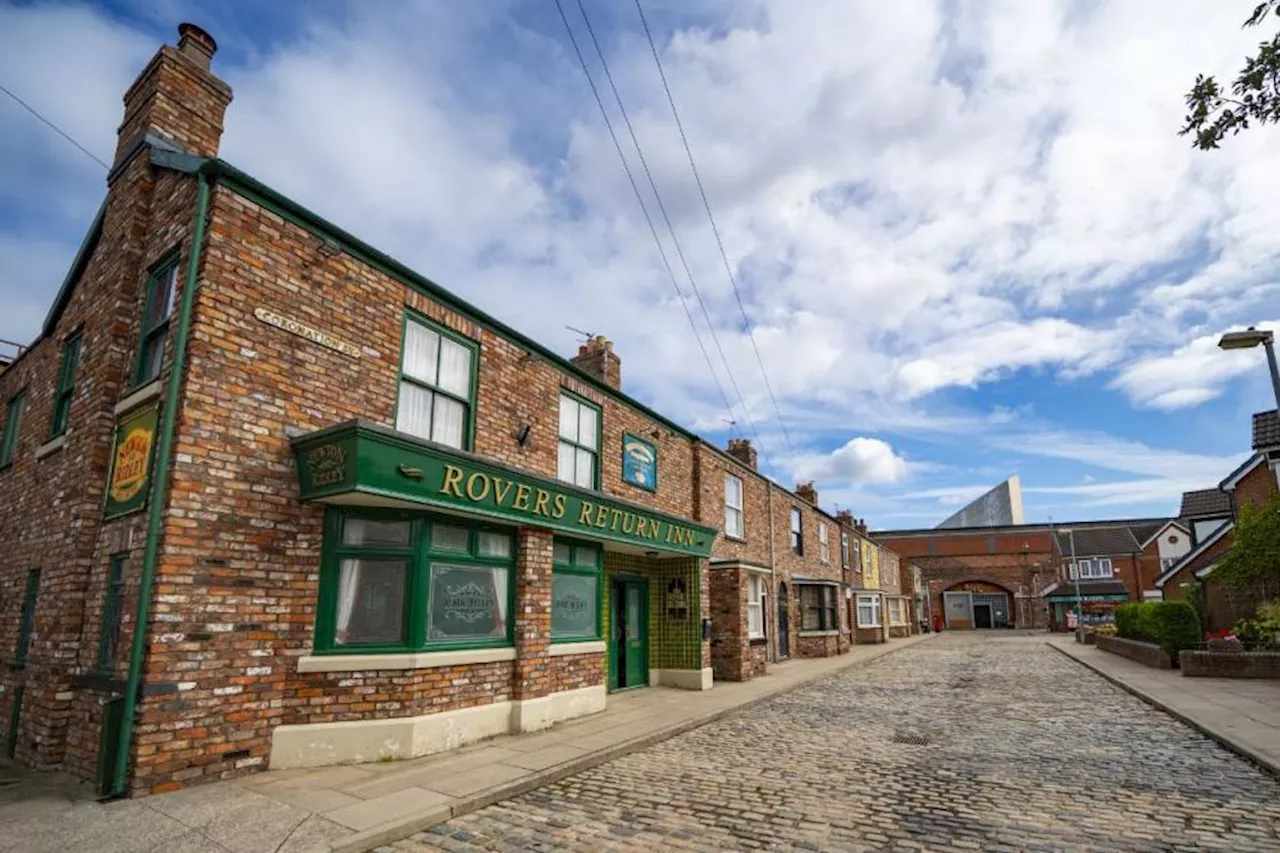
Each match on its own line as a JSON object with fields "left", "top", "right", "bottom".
{"left": 0, "top": 91, "right": 206, "bottom": 782}
{"left": 878, "top": 529, "right": 1058, "bottom": 630}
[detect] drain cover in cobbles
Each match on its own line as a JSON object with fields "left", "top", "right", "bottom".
{"left": 892, "top": 733, "right": 931, "bottom": 745}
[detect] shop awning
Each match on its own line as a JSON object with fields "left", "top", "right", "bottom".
{"left": 1043, "top": 579, "right": 1130, "bottom": 602}
{"left": 291, "top": 420, "right": 717, "bottom": 558}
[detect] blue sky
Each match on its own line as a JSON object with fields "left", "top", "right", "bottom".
{"left": 2, "top": 0, "right": 1277, "bottom": 528}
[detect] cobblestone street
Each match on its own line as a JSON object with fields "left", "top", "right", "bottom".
{"left": 394, "top": 634, "right": 1280, "bottom": 852}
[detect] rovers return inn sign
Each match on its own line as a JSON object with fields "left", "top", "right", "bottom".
{"left": 105, "top": 406, "right": 159, "bottom": 518}
{"left": 291, "top": 421, "right": 716, "bottom": 558}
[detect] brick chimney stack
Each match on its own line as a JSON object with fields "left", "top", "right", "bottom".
{"left": 726, "top": 438, "right": 757, "bottom": 471}
{"left": 570, "top": 335, "right": 621, "bottom": 390}
{"left": 836, "top": 510, "right": 854, "bottom": 529}
{"left": 114, "top": 22, "right": 233, "bottom": 168}
{"left": 795, "top": 481, "right": 818, "bottom": 506}
{"left": 856, "top": 519, "right": 868, "bottom": 535}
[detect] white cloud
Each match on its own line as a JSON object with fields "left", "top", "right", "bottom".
{"left": 794, "top": 437, "right": 911, "bottom": 488}
{"left": 1110, "top": 321, "right": 1280, "bottom": 410}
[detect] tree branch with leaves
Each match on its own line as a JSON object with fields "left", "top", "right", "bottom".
{"left": 1181, "top": 1, "right": 1280, "bottom": 149}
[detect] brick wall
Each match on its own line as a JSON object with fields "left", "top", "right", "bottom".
{"left": 1095, "top": 635, "right": 1172, "bottom": 669}
{"left": 1181, "top": 651, "right": 1280, "bottom": 678}
{"left": 1233, "top": 457, "right": 1280, "bottom": 513}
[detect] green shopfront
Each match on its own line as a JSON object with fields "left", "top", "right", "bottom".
{"left": 273, "top": 420, "right": 716, "bottom": 769}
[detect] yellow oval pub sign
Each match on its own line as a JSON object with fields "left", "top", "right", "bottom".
{"left": 105, "top": 407, "right": 159, "bottom": 517}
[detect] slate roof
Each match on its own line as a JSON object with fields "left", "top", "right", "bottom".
{"left": 1128, "top": 522, "right": 1166, "bottom": 545}
{"left": 1053, "top": 527, "right": 1141, "bottom": 557}
{"left": 1254, "top": 410, "right": 1280, "bottom": 451}
{"left": 1178, "top": 488, "right": 1233, "bottom": 519}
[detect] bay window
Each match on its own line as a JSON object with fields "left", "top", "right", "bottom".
{"left": 552, "top": 538, "right": 601, "bottom": 641}
{"left": 558, "top": 392, "right": 599, "bottom": 489}
{"left": 747, "top": 573, "right": 765, "bottom": 639}
{"left": 319, "top": 510, "right": 513, "bottom": 653}
{"left": 396, "top": 313, "right": 476, "bottom": 450}
{"left": 857, "top": 594, "right": 881, "bottom": 628}
{"left": 724, "top": 474, "right": 744, "bottom": 539}
{"left": 799, "top": 584, "right": 837, "bottom": 631}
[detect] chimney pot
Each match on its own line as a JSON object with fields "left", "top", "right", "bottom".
{"left": 836, "top": 510, "right": 854, "bottom": 528}
{"left": 570, "top": 335, "right": 622, "bottom": 390}
{"left": 177, "top": 23, "right": 218, "bottom": 71}
{"left": 726, "top": 438, "right": 758, "bottom": 471}
{"left": 795, "top": 481, "right": 818, "bottom": 506}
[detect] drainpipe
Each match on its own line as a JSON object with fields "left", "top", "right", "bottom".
{"left": 111, "top": 171, "right": 210, "bottom": 797}
{"left": 766, "top": 481, "right": 776, "bottom": 662}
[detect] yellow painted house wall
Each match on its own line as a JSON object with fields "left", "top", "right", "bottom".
{"left": 861, "top": 540, "right": 880, "bottom": 591}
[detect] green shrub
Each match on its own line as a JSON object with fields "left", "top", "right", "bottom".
{"left": 1233, "top": 599, "right": 1280, "bottom": 650}
{"left": 1143, "top": 601, "right": 1201, "bottom": 660}
{"left": 1114, "top": 602, "right": 1147, "bottom": 639}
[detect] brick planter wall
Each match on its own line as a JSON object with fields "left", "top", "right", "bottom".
{"left": 1180, "top": 651, "right": 1280, "bottom": 679}
{"left": 1095, "top": 635, "right": 1172, "bottom": 669}
{"left": 855, "top": 627, "right": 884, "bottom": 644}
{"left": 795, "top": 631, "right": 840, "bottom": 657}
{"left": 888, "top": 625, "right": 910, "bottom": 639}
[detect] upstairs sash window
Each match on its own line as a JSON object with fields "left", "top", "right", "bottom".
{"left": 396, "top": 314, "right": 476, "bottom": 450}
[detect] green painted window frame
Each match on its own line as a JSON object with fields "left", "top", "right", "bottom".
{"left": 557, "top": 390, "right": 601, "bottom": 490}
{"left": 14, "top": 569, "right": 40, "bottom": 666}
{"left": 0, "top": 391, "right": 26, "bottom": 468}
{"left": 134, "top": 252, "right": 181, "bottom": 388}
{"left": 49, "top": 330, "right": 83, "bottom": 438}
{"left": 393, "top": 309, "right": 479, "bottom": 452}
{"left": 314, "top": 507, "right": 516, "bottom": 655}
{"left": 551, "top": 537, "right": 602, "bottom": 643}
{"left": 95, "top": 554, "right": 127, "bottom": 673}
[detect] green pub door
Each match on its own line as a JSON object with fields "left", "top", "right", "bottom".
{"left": 609, "top": 577, "right": 649, "bottom": 691}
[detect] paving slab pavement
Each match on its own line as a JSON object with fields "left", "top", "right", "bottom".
{"left": 0, "top": 633, "right": 931, "bottom": 853}
{"left": 1049, "top": 635, "right": 1280, "bottom": 776}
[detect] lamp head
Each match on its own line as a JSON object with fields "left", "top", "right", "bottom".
{"left": 1218, "top": 327, "right": 1274, "bottom": 351}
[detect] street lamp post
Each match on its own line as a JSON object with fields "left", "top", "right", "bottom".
{"left": 1061, "top": 527, "right": 1081, "bottom": 640}
{"left": 1218, "top": 327, "right": 1280, "bottom": 410}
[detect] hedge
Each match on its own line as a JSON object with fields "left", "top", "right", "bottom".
{"left": 1110, "top": 601, "right": 1200, "bottom": 660}
{"left": 1115, "top": 603, "right": 1145, "bottom": 639}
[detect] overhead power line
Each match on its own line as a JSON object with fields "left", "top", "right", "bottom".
{"left": 632, "top": 0, "right": 797, "bottom": 458}
{"left": 0, "top": 82, "right": 109, "bottom": 170}
{"left": 572, "top": 0, "right": 770, "bottom": 463}
{"left": 552, "top": 0, "right": 745, "bottom": 444}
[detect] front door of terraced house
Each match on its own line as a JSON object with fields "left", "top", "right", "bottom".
{"left": 610, "top": 577, "right": 648, "bottom": 690}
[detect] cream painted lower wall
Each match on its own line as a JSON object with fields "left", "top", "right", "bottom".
{"left": 269, "top": 684, "right": 607, "bottom": 770}
{"left": 648, "top": 667, "right": 713, "bottom": 691}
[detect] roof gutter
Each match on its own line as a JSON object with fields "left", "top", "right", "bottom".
{"left": 111, "top": 170, "right": 210, "bottom": 797}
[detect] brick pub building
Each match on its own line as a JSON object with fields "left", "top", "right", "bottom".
{"left": 0, "top": 25, "right": 902, "bottom": 797}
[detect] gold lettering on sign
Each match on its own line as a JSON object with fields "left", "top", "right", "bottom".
{"left": 551, "top": 494, "right": 567, "bottom": 519}
{"left": 253, "top": 307, "right": 361, "bottom": 358}
{"left": 111, "top": 424, "right": 155, "bottom": 503}
{"left": 440, "top": 465, "right": 465, "bottom": 498}
{"left": 493, "top": 479, "right": 515, "bottom": 506}
{"left": 532, "top": 489, "right": 551, "bottom": 518}
{"left": 465, "top": 472, "right": 491, "bottom": 502}
{"left": 512, "top": 484, "right": 532, "bottom": 511}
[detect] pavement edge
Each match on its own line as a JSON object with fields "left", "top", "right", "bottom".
{"left": 1047, "top": 640, "right": 1280, "bottom": 780}
{"left": 320, "top": 635, "right": 933, "bottom": 853}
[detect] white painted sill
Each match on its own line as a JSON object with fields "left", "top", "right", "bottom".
{"left": 114, "top": 380, "right": 162, "bottom": 415}
{"left": 798, "top": 630, "right": 840, "bottom": 637}
{"left": 297, "top": 646, "right": 516, "bottom": 673}
{"left": 548, "top": 640, "right": 606, "bottom": 657}
{"left": 35, "top": 434, "right": 67, "bottom": 459}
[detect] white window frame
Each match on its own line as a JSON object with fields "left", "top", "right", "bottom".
{"left": 746, "top": 573, "right": 764, "bottom": 639}
{"left": 840, "top": 531, "right": 850, "bottom": 569}
{"left": 790, "top": 508, "right": 803, "bottom": 554}
{"left": 1071, "top": 558, "right": 1114, "bottom": 580}
{"left": 819, "top": 523, "right": 830, "bottom": 564}
{"left": 557, "top": 393, "right": 599, "bottom": 489}
{"left": 724, "top": 474, "right": 744, "bottom": 539}
{"left": 857, "top": 594, "right": 881, "bottom": 628}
